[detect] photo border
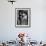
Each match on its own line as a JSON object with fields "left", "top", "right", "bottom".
{"left": 15, "top": 8, "right": 31, "bottom": 28}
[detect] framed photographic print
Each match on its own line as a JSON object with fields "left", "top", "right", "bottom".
{"left": 15, "top": 8, "right": 31, "bottom": 28}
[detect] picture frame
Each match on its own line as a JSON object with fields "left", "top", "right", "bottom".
{"left": 15, "top": 8, "right": 31, "bottom": 28}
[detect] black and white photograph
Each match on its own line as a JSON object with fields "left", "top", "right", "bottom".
{"left": 15, "top": 8, "right": 31, "bottom": 28}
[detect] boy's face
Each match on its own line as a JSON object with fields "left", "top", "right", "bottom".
{"left": 20, "top": 12, "right": 27, "bottom": 16}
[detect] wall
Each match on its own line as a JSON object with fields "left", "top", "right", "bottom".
{"left": 0, "top": 0, "right": 46, "bottom": 42}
